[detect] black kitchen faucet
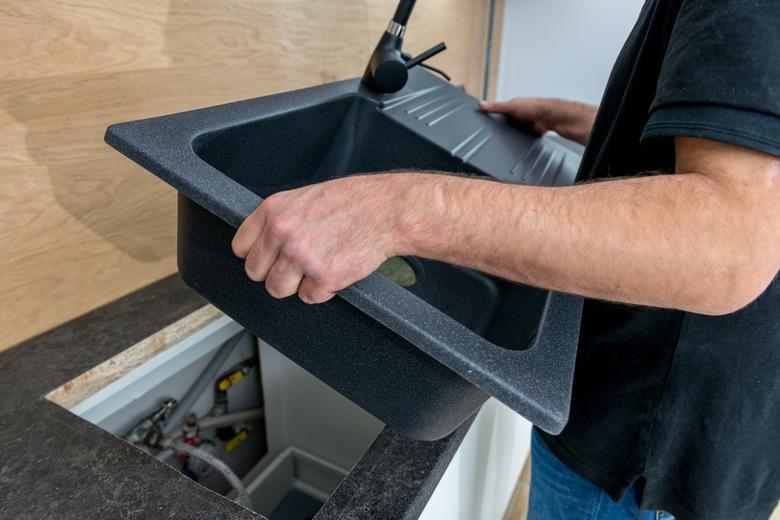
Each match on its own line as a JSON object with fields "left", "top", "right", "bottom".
{"left": 362, "top": 0, "right": 449, "bottom": 93}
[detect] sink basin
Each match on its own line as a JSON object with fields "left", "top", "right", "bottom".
{"left": 106, "top": 69, "right": 583, "bottom": 440}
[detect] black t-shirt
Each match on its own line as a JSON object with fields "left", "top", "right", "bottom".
{"left": 538, "top": 1, "right": 780, "bottom": 519}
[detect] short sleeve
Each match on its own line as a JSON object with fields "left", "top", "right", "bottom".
{"left": 640, "top": 0, "right": 780, "bottom": 158}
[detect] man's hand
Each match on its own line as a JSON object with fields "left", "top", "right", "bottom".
{"left": 480, "top": 98, "right": 597, "bottom": 146}
{"left": 231, "top": 174, "right": 414, "bottom": 304}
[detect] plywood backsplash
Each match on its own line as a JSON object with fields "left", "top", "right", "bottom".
{"left": 0, "top": 0, "right": 497, "bottom": 351}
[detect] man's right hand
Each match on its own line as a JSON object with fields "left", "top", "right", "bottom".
{"left": 479, "top": 98, "right": 598, "bottom": 146}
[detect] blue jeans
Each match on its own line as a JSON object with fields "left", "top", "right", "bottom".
{"left": 529, "top": 428, "right": 675, "bottom": 520}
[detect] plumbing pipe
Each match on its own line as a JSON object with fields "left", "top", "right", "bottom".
{"left": 161, "top": 331, "right": 246, "bottom": 435}
{"left": 173, "top": 441, "right": 253, "bottom": 509}
{"left": 169, "top": 408, "right": 265, "bottom": 440}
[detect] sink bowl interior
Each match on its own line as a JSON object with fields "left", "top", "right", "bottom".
{"left": 193, "top": 95, "right": 549, "bottom": 351}
{"left": 193, "top": 95, "right": 480, "bottom": 196}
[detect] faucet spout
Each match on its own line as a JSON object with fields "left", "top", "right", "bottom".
{"left": 362, "top": 0, "right": 446, "bottom": 94}
{"left": 392, "top": 0, "right": 417, "bottom": 26}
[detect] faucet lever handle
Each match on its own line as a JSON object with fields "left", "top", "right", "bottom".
{"left": 405, "top": 42, "right": 447, "bottom": 69}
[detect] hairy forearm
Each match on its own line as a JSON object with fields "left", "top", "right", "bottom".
{"left": 396, "top": 171, "right": 775, "bottom": 315}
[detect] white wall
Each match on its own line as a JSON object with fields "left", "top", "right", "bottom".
{"left": 259, "top": 340, "right": 384, "bottom": 469}
{"left": 496, "top": 0, "right": 646, "bottom": 105}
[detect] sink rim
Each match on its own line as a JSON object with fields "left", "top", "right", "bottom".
{"left": 104, "top": 69, "right": 583, "bottom": 434}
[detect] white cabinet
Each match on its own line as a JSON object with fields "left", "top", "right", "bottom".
{"left": 421, "top": 400, "right": 532, "bottom": 520}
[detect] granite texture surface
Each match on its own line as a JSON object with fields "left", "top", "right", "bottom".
{"left": 0, "top": 275, "right": 469, "bottom": 519}
{"left": 316, "top": 415, "right": 475, "bottom": 520}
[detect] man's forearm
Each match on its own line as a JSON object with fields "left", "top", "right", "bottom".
{"left": 233, "top": 137, "right": 779, "bottom": 308}
{"left": 397, "top": 170, "right": 775, "bottom": 315}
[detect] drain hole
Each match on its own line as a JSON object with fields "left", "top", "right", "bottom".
{"left": 377, "top": 257, "right": 417, "bottom": 287}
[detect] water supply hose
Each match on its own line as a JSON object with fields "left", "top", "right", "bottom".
{"left": 173, "top": 441, "right": 253, "bottom": 509}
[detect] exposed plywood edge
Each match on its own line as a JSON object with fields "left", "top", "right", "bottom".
{"left": 47, "top": 304, "right": 223, "bottom": 409}
{"left": 487, "top": 0, "right": 506, "bottom": 102}
{"left": 503, "top": 454, "right": 531, "bottom": 520}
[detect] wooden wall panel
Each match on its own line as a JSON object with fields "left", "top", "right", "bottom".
{"left": 0, "top": 0, "right": 497, "bottom": 351}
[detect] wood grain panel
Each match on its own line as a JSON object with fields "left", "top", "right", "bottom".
{"left": 487, "top": 0, "right": 506, "bottom": 101}
{"left": 0, "top": 0, "right": 496, "bottom": 351}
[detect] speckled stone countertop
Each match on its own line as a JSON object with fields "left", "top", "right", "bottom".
{"left": 0, "top": 275, "right": 471, "bottom": 519}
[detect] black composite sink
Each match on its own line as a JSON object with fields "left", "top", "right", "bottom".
{"left": 106, "top": 69, "right": 583, "bottom": 440}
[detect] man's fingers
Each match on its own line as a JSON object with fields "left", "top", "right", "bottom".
{"left": 479, "top": 100, "right": 514, "bottom": 114}
{"left": 298, "top": 277, "right": 335, "bottom": 305}
{"left": 480, "top": 98, "right": 542, "bottom": 126}
{"left": 233, "top": 209, "right": 266, "bottom": 259}
{"left": 264, "top": 258, "right": 304, "bottom": 299}
{"left": 244, "top": 234, "right": 278, "bottom": 283}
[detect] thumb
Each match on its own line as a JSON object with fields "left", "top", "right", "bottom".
{"left": 479, "top": 98, "right": 545, "bottom": 127}
{"left": 479, "top": 100, "right": 514, "bottom": 114}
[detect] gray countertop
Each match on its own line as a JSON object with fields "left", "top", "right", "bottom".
{"left": 0, "top": 275, "right": 471, "bottom": 519}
